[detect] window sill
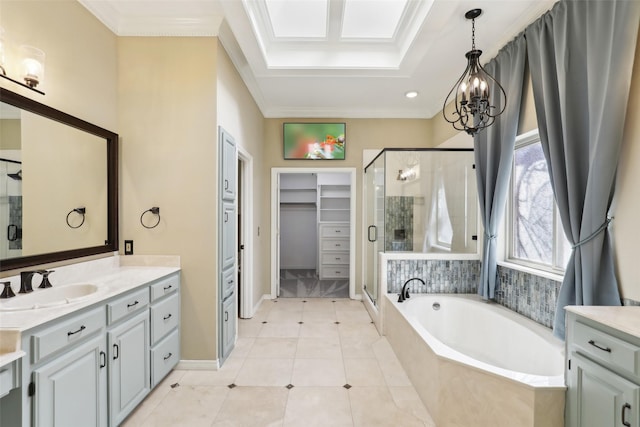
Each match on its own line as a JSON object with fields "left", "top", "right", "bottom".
{"left": 497, "top": 260, "right": 564, "bottom": 283}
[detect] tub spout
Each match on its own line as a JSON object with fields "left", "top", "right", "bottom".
{"left": 398, "top": 278, "right": 425, "bottom": 303}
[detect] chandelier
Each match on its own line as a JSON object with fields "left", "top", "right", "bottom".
{"left": 442, "top": 9, "right": 506, "bottom": 136}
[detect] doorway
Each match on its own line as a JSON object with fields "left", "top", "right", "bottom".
{"left": 271, "top": 168, "right": 356, "bottom": 299}
{"left": 237, "top": 147, "right": 254, "bottom": 318}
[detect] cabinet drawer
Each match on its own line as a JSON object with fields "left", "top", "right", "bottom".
{"left": 321, "top": 252, "right": 349, "bottom": 265}
{"left": 320, "top": 225, "right": 350, "bottom": 238}
{"left": 150, "top": 274, "right": 180, "bottom": 302}
{"left": 574, "top": 321, "right": 640, "bottom": 378}
{"left": 320, "top": 265, "right": 349, "bottom": 279}
{"left": 150, "top": 292, "right": 180, "bottom": 345}
{"left": 107, "top": 287, "right": 149, "bottom": 325}
{"left": 321, "top": 239, "right": 349, "bottom": 251}
{"left": 222, "top": 267, "right": 235, "bottom": 301}
{"left": 0, "top": 359, "right": 19, "bottom": 398}
{"left": 31, "top": 306, "right": 105, "bottom": 363}
{"left": 151, "top": 329, "right": 180, "bottom": 388}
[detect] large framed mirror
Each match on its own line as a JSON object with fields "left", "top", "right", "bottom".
{"left": 0, "top": 87, "right": 118, "bottom": 271}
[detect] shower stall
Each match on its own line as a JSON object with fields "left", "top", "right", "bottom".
{"left": 363, "top": 149, "right": 478, "bottom": 306}
{"left": 0, "top": 157, "right": 23, "bottom": 259}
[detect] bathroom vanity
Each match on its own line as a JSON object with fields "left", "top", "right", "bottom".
{"left": 565, "top": 306, "right": 640, "bottom": 427}
{"left": 0, "top": 256, "right": 180, "bottom": 427}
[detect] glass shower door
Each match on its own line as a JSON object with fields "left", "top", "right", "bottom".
{"left": 364, "top": 155, "right": 385, "bottom": 306}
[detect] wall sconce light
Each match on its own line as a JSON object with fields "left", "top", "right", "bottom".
{"left": 0, "top": 28, "right": 45, "bottom": 95}
{"left": 442, "top": 9, "right": 506, "bottom": 135}
{"left": 397, "top": 166, "right": 419, "bottom": 182}
{"left": 66, "top": 207, "right": 86, "bottom": 229}
{"left": 140, "top": 207, "right": 161, "bottom": 229}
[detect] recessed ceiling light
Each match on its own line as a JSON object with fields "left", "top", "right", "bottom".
{"left": 405, "top": 91, "right": 418, "bottom": 99}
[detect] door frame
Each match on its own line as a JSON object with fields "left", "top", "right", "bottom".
{"left": 270, "top": 167, "right": 357, "bottom": 299}
{"left": 237, "top": 146, "right": 254, "bottom": 318}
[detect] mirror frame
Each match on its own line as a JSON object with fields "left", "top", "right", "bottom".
{"left": 0, "top": 87, "right": 118, "bottom": 271}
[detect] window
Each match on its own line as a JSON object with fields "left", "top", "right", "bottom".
{"left": 508, "top": 131, "right": 571, "bottom": 273}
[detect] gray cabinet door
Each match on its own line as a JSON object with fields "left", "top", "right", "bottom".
{"left": 33, "top": 334, "right": 107, "bottom": 427}
{"left": 108, "top": 310, "right": 150, "bottom": 426}
{"left": 221, "top": 295, "right": 236, "bottom": 360}
{"left": 569, "top": 352, "right": 640, "bottom": 427}
{"left": 222, "top": 202, "right": 237, "bottom": 269}
{"left": 221, "top": 128, "right": 237, "bottom": 201}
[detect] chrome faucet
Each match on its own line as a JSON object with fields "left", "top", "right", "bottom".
{"left": 398, "top": 277, "right": 425, "bottom": 303}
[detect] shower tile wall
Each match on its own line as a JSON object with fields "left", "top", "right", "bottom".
{"left": 386, "top": 259, "right": 480, "bottom": 295}
{"left": 385, "top": 196, "right": 413, "bottom": 251}
{"left": 494, "top": 266, "right": 561, "bottom": 329}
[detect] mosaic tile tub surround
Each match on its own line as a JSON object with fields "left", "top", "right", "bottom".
{"left": 386, "top": 259, "right": 480, "bottom": 295}
{"left": 387, "top": 259, "right": 639, "bottom": 330}
{"left": 493, "top": 266, "right": 561, "bottom": 329}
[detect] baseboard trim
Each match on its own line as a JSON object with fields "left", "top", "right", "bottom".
{"left": 176, "top": 359, "right": 219, "bottom": 371}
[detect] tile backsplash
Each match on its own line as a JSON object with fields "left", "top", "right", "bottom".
{"left": 494, "top": 266, "right": 561, "bottom": 329}
{"left": 386, "top": 259, "right": 480, "bottom": 295}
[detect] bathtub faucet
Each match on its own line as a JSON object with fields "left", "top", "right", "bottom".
{"left": 398, "top": 278, "right": 425, "bottom": 303}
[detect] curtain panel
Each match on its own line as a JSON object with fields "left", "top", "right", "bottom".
{"left": 474, "top": 36, "right": 527, "bottom": 299}
{"left": 525, "top": 0, "right": 640, "bottom": 338}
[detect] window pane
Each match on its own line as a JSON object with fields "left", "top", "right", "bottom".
{"left": 513, "top": 143, "right": 554, "bottom": 265}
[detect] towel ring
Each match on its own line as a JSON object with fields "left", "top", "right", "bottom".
{"left": 140, "top": 207, "right": 161, "bottom": 229}
{"left": 66, "top": 207, "right": 86, "bottom": 229}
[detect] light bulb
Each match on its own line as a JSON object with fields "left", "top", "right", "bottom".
{"left": 20, "top": 45, "right": 45, "bottom": 88}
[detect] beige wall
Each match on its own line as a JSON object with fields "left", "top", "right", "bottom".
{"left": 0, "top": 120, "right": 21, "bottom": 150}
{"left": 118, "top": 37, "right": 219, "bottom": 360}
{"left": 612, "top": 32, "right": 640, "bottom": 302}
{"left": 0, "top": 1, "right": 117, "bottom": 130}
{"left": 216, "top": 43, "right": 267, "bottom": 309}
{"left": 264, "top": 118, "right": 432, "bottom": 294}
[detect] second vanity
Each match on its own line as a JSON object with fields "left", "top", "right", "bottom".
{"left": 0, "top": 255, "right": 181, "bottom": 427}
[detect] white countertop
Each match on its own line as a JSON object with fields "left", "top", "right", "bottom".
{"left": 0, "top": 255, "right": 180, "bottom": 365}
{"left": 566, "top": 306, "right": 640, "bottom": 339}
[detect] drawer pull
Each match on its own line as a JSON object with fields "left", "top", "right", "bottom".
{"left": 127, "top": 300, "right": 139, "bottom": 308}
{"left": 163, "top": 285, "right": 172, "bottom": 291}
{"left": 163, "top": 313, "right": 172, "bottom": 321}
{"left": 67, "top": 325, "right": 86, "bottom": 336}
{"left": 164, "top": 352, "right": 173, "bottom": 361}
{"left": 335, "top": 257, "right": 341, "bottom": 261}
{"left": 100, "top": 351, "right": 106, "bottom": 368}
{"left": 228, "top": 280, "right": 233, "bottom": 285}
{"left": 335, "top": 244, "right": 341, "bottom": 247}
{"left": 113, "top": 344, "right": 119, "bottom": 360}
{"left": 588, "top": 339, "right": 612, "bottom": 353}
{"left": 622, "top": 403, "right": 631, "bottom": 427}
{"left": 335, "top": 230, "right": 341, "bottom": 233}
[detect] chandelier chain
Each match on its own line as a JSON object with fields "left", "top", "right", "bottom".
{"left": 471, "top": 18, "right": 476, "bottom": 50}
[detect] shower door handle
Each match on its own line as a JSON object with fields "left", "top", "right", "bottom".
{"left": 368, "top": 225, "right": 377, "bottom": 242}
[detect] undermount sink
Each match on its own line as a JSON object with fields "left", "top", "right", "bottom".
{"left": 0, "top": 284, "right": 99, "bottom": 311}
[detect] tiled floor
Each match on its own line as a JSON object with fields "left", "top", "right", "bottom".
{"left": 123, "top": 298, "right": 435, "bottom": 426}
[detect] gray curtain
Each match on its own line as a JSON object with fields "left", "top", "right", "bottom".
{"left": 526, "top": 0, "right": 640, "bottom": 338}
{"left": 475, "top": 36, "right": 527, "bottom": 299}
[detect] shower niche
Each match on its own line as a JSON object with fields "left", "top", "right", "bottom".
{"left": 363, "top": 149, "right": 479, "bottom": 305}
